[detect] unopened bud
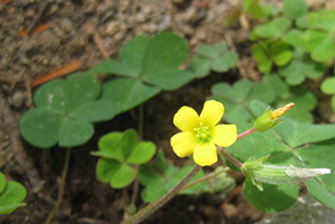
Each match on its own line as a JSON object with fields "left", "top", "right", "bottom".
{"left": 254, "top": 103, "right": 295, "bottom": 132}
{"left": 241, "top": 155, "right": 331, "bottom": 191}
{"left": 271, "top": 103, "right": 295, "bottom": 120}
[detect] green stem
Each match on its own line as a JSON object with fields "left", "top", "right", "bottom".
{"left": 180, "top": 167, "right": 229, "bottom": 192}
{"left": 45, "top": 147, "right": 71, "bottom": 224}
{"left": 125, "top": 165, "right": 201, "bottom": 224}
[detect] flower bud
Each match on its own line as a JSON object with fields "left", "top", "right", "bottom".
{"left": 254, "top": 103, "right": 295, "bottom": 132}
{"left": 241, "top": 155, "right": 331, "bottom": 191}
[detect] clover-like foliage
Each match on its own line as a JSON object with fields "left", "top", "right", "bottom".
{"left": 138, "top": 151, "right": 235, "bottom": 202}
{"left": 189, "top": 42, "right": 239, "bottom": 78}
{"left": 92, "top": 32, "right": 193, "bottom": 114}
{"left": 226, "top": 100, "right": 335, "bottom": 212}
{"left": 92, "top": 129, "right": 156, "bottom": 189}
{"left": 0, "top": 173, "right": 27, "bottom": 214}
{"left": 20, "top": 72, "right": 116, "bottom": 148}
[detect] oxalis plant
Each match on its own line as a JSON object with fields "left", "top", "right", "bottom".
{"left": 119, "top": 100, "right": 335, "bottom": 224}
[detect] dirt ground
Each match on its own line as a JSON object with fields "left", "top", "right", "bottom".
{"left": 0, "top": 0, "right": 332, "bottom": 223}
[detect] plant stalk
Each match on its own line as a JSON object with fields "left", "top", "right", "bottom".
{"left": 125, "top": 165, "right": 201, "bottom": 224}
{"left": 217, "top": 147, "right": 242, "bottom": 169}
{"left": 237, "top": 127, "right": 255, "bottom": 140}
{"left": 180, "top": 167, "right": 229, "bottom": 191}
{"left": 45, "top": 147, "right": 71, "bottom": 224}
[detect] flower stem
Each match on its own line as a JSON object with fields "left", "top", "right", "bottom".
{"left": 45, "top": 147, "right": 71, "bottom": 224}
{"left": 180, "top": 167, "right": 229, "bottom": 192}
{"left": 217, "top": 147, "right": 242, "bottom": 169}
{"left": 237, "top": 127, "right": 255, "bottom": 140}
{"left": 125, "top": 165, "right": 201, "bottom": 224}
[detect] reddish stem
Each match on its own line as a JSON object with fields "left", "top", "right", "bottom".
{"left": 237, "top": 127, "right": 255, "bottom": 140}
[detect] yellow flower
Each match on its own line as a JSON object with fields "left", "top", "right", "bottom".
{"left": 170, "top": 100, "right": 237, "bottom": 166}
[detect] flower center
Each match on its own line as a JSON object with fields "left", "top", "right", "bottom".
{"left": 194, "top": 122, "right": 212, "bottom": 143}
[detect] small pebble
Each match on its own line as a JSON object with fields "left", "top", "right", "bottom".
{"left": 11, "top": 91, "right": 25, "bottom": 108}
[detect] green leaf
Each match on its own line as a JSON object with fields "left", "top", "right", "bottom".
{"left": 243, "top": 179, "right": 299, "bottom": 212}
{"left": 299, "top": 30, "right": 329, "bottom": 53}
{"left": 305, "top": 178, "right": 335, "bottom": 209}
{"left": 0, "top": 181, "right": 27, "bottom": 214}
{"left": 0, "top": 203, "right": 26, "bottom": 214}
{"left": 252, "top": 43, "right": 272, "bottom": 73}
{"left": 243, "top": 0, "right": 265, "bottom": 19}
{"left": 321, "top": 77, "right": 335, "bottom": 94}
{"left": 92, "top": 36, "right": 151, "bottom": 77}
{"left": 305, "top": 10, "right": 335, "bottom": 32}
{"left": 64, "top": 72, "right": 100, "bottom": 112}
{"left": 138, "top": 164, "right": 165, "bottom": 186}
{"left": 189, "top": 56, "right": 211, "bottom": 78}
{"left": 290, "top": 86, "right": 317, "bottom": 111}
{"left": 143, "top": 32, "right": 188, "bottom": 75}
{"left": 254, "top": 17, "right": 291, "bottom": 39}
{"left": 189, "top": 42, "right": 238, "bottom": 78}
{"left": 331, "top": 95, "right": 335, "bottom": 112}
{"left": 295, "top": 139, "right": 335, "bottom": 191}
{"left": 96, "top": 158, "right": 122, "bottom": 183}
{"left": 119, "top": 35, "right": 151, "bottom": 77}
{"left": 0, "top": 173, "right": 6, "bottom": 194}
{"left": 102, "top": 78, "right": 160, "bottom": 113}
{"left": 274, "top": 117, "right": 335, "bottom": 147}
{"left": 34, "top": 79, "right": 65, "bottom": 112}
{"left": 59, "top": 117, "right": 94, "bottom": 147}
{"left": 142, "top": 69, "right": 193, "bottom": 91}
{"left": 211, "top": 51, "right": 239, "bottom": 72}
{"left": 197, "top": 43, "right": 227, "bottom": 58}
{"left": 210, "top": 80, "right": 275, "bottom": 123}
{"left": 71, "top": 99, "right": 118, "bottom": 123}
{"left": 283, "top": 0, "right": 308, "bottom": 20}
{"left": 126, "top": 141, "right": 156, "bottom": 164}
{"left": 282, "top": 29, "right": 302, "bottom": 47}
{"left": 262, "top": 73, "right": 290, "bottom": 99}
{"left": 20, "top": 108, "right": 62, "bottom": 148}
{"left": 111, "top": 164, "right": 136, "bottom": 189}
{"left": 93, "top": 132, "right": 123, "bottom": 161}
{"left": 271, "top": 42, "right": 292, "bottom": 66}
{"left": 278, "top": 58, "right": 325, "bottom": 86}
{"left": 121, "top": 129, "right": 138, "bottom": 160}
{"left": 311, "top": 36, "right": 335, "bottom": 63}
{"left": 20, "top": 73, "right": 110, "bottom": 148}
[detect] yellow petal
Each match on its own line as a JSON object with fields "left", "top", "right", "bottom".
{"left": 200, "top": 100, "right": 224, "bottom": 127}
{"left": 193, "top": 143, "right": 217, "bottom": 166}
{"left": 173, "top": 106, "right": 200, "bottom": 131}
{"left": 212, "top": 124, "right": 237, "bottom": 147}
{"left": 170, "top": 132, "right": 197, "bottom": 157}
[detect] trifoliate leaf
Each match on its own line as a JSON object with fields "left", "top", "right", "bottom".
{"left": 97, "top": 32, "right": 192, "bottom": 113}
{"left": 210, "top": 80, "right": 275, "bottom": 123}
{"left": 20, "top": 73, "right": 117, "bottom": 148}
{"left": 189, "top": 42, "right": 238, "bottom": 78}
{"left": 278, "top": 58, "right": 325, "bottom": 86}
